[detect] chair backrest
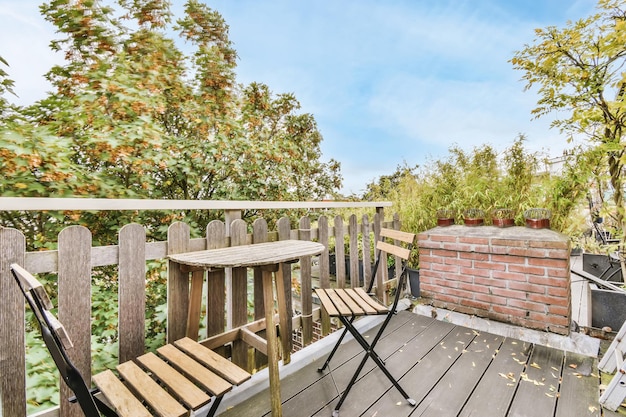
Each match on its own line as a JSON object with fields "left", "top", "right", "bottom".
{"left": 366, "top": 228, "right": 416, "bottom": 306}
{"left": 10, "top": 264, "right": 102, "bottom": 417}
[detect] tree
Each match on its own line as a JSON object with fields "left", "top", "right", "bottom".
{"left": 0, "top": 0, "right": 342, "bottom": 245}
{"left": 511, "top": 0, "right": 626, "bottom": 254}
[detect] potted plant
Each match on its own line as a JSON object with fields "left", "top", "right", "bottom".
{"left": 436, "top": 208, "right": 455, "bottom": 227}
{"left": 523, "top": 208, "right": 551, "bottom": 229}
{"left": 491, "top": 208, "right": 515, "bottom": 228}
{"left": 463, "top": 208, "right": 485, "bottom": 226}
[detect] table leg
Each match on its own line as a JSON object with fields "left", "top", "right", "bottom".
{"left": 274, "top": 263, "right": 291, "bottom": 365}
{"left": 186, "top": 270, "right": 204, "bottom": 340}
{"left": 262, "top": 269, "right": 283, "bottom": 417}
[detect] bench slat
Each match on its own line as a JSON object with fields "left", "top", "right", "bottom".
{"left": 136, "top": 351, "right": 211, "bottom": 410}
{"left": 157, "top": 344, "right": 232, "bottom": 396}
{"left": 92, "top": 370, "right": 152, "bottom": 417}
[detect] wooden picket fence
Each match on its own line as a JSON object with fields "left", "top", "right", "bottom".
{"left": 0, "top": 208, "right": 401, "bottom": 417}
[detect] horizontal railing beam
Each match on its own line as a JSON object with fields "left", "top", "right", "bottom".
{"left": 0, "top": 197, "right": 391, "bottom": 211}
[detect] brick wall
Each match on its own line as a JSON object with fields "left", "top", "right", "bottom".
{"left": 418, "top": 225, "right": 571, "bottom": 335}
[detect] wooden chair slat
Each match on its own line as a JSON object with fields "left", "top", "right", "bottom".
{"left": 174, "top": 337, "right": 251, "bottom": 385}
{"left": 157, "top": 344, "right": 232, "bottom": 396}
{"left": 117, "top": 361, "right": 187, "bottom": 417}
{"left": 92, "top": 370, "right": 152, "bottom": 417}
{"left": 325, "top": 289, "right": 353, "bottom": 316}
{"left": 377, "top": 240, "right": 411, "bottom": 260}
{"left": 344, "top": 288, "right": 378, "bottom": 315}
{"left": 353, "top": 288, "right": 388, "bottom": 313}
{"left": 380, "top": 228, "right": 416, "bottom": 244}
{"left": 314, "top": 289, "right": 340, "bottom": 316}
{"left": 136, "top": 352, "right": 211, "bottom": 410}
{"left": 333, "top": 289, "right": 366, "bottom": 316}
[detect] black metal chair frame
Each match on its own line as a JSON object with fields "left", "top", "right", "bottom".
{"left": 11, "top": 263, "right": 116, "bottom": 417}
{"left": 316, "top": 230, "right": 416, "bottom": 416}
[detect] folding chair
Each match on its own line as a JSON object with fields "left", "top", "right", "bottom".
{"left": 314, "top": 228, "right": 417, "bottom": 416}
{"left": 11, "top": 263, "right": 251, "bottom": 417}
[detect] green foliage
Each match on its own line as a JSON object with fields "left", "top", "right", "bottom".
{"left": 511, "top": 0, "right": 626, "bottom": 237}
{"left": 367, "top": 136, "right": 592, "bottom": 266}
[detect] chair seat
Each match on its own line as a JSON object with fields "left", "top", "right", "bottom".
{"left": 92, "top": 337, "right": 251, "bottom": 417}
{"left": 315, "top": 288, "right": 388, "bottom": 317}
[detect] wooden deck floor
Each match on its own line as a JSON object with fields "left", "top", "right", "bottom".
{"left": 216, "top": 310, "right": 604, "bottom": 417}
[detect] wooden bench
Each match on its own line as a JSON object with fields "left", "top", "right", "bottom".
{"left": 11, "top": 263, "right": 251, "bottom": 417}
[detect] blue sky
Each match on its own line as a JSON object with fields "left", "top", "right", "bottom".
{"left": 1, "top": 0, "right": 597, "bottom": 195}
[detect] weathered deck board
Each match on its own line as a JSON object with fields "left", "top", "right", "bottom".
{"left": 216, "top": 310, "right": 602, "bottom": 417}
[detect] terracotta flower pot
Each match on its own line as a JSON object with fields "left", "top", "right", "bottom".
{"left": 436, "top": 209, "right": 455, "bottom": 227}
{"left": 493, "top": 218, "right": 515, "bottom": 228}
{"left": 491, "top": 208, "right": 515, "bottom": 228}
{"left": 523, "top": 208, "right": 551, "bottom": 229}
{"left": 463, "top": 208, "right": 485, "bottom": 227}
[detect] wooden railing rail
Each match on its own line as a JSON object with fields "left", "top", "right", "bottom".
{"left": 0, "top": 199, "right": 399, "bottom": 417}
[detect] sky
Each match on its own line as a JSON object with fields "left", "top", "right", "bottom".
{"left": 0, "top": 0, "right": 598, "bottom": 196}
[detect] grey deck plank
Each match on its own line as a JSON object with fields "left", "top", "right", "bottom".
{"left": 507, "top": 344, "right": 564, "bottom": 417}
{"left": 216, "top": 311, "right": 604, "bottom": 417}
{"left": 317, "top": 314, "right": 456, "bottom": 416}
{"left": 356, "top": 325, "right": 478, "bottom": 417}
{"left": 555, "top": 351, "right": 600, "bottom": 417}
{"left": 407, "top": 330, "right": 503, "bottom": 417}
{"left": 458, "top": 338, "right": 533, "bottom": 417}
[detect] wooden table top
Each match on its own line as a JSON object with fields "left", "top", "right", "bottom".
{"left": 168, "top": 240, "right": 325, "bottom": 269}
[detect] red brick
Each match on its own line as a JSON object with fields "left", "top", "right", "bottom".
{"left": 442, "top": 243, "right": 474, "bottom": 252}
{"left": 546, "top": 248, "right": 570, "bottom": 260}
{"left": 460, "top": 298, "right": 491, "bottom": 311}
{"left": 474, "top": 276, "right": 508, "bottom": 289}
{"left": 432, "top": 263, "right": 460, "bottom": 274}
{"left": 474, "top": 293, "right": 508, "bottom": 306}
{"left": 491, "top": 238, "right": 529, "bottom": 248}
{"left": 546, "top": 268, "right": 570, "bottom": 278}
{"left": 432, "top": 249, "right": 457, "bottom": 258}
{"left": 491, "top": 287, "right": 527, "bottom": 300}
{"left": 510, "top": 247, "right": 549, "bottom": 258}
{"left": 445, "top": 257, "right": 473, "bottom": 268}
{"left": 508, "top": 298, "right": 546, "bottom": 313}
{"left": 528, "top": 240, "right": 569, "bottom": 250}
{"left": 492, "top": 254, "right": 526, "bottom": 264}
{"left": 528, "top": 258, "right": 568, "bottom": 269}
{"left": 417, "top": 239, "right": 443, "bottom": 250}
{"left": 459, "top": 252, "right": 490, "bottom": 261}
{"left": 528, "top": 276, "right": 567, "bottom": 287}
{"left": 458, "top": 236, "right": 490, "bottom": 245}
{"left": 460, "top": 267, "right": 491, "bottom": 278}
{"left": 508, "top": 280, "right": 545, "bottom": 294}
{"left": 528, "top": 293, "right": 568, "bottom": 307}
{"left": 547, "top": 304, "right": 570, "bottom": 316}
{"left": 429, "top": 234, "right": 459, "bottom": 243}
{"left": 435, "top": 293, "right": 460, "bottom": 304}
{"left": 492, "top": 304, "right": 524, "bottom": 317}
{"left": 458, "top": 282, "right": 491, "bottom": 294}
{"left": 492, "top": 270, "right": 528, "bottom": 282}
{"left": 474, "top": 261, "right": 506, "bottom": 271}
{"left": 508, "top": 264, "right": 546, "bottom": 276}
{"left": 547, "top": 286, "right": 569, "bottom": 298}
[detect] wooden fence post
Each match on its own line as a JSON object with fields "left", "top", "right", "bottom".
{"left": 230, "top": 219, "right": 249, "bottom": 370}
{"left": 299, "top": 216, "right": 313, "bottom": 346}
{"left": 348, "top": 214, "right": 359, "bottom": 288}
{"left": 334, "top": 215, "right": 346, "bottom": 289}
{"left": 362, "top": 215, "right": 372, "bottom": 289}
{"left": 58, "top": 225, "right": 92, "bottom": 417}
{"left": 0, "top": 227, "right": 27, "bottom": 417}
{"left": 253, "top": 218, "right": 269, "bottom": 369}
{"left": 167, "top": 222, "right": 191, "bottom": 343}
{"left": 206, "top": 221, "right": 226, "bottom": 339}
{"left": 118, "top": 223, "right": 146, "bottom": 363}
{"left": 317, "top": 216, "right": 331, "bottom": 336}
{"left": 277, "top": 217, "right": 294, "bottom": 355}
